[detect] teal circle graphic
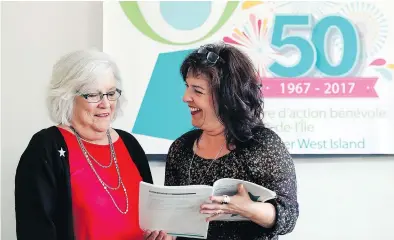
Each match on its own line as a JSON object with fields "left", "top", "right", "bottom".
{"left": 160, "top": 1, "right": 212, "bottom": 30}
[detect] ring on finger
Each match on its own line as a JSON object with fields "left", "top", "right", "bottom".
{"left": 221, "top": 195, "right": 231, "bottom": 204}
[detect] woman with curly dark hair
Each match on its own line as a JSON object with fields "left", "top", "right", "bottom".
{"left": 147, "top": 42, "right": 299, "bottom": 240}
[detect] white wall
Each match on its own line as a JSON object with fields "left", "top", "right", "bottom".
{"left": 1, "top": 2, "right": 394, "bottom": 240}
{"left": 1, "top": 2, "right": 103, "bottom": 239}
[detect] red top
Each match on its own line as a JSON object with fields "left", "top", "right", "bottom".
{"left": 59, "top": 128, "right": 144, "bottom": 240}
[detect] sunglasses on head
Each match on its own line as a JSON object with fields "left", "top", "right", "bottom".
{"left": 197, "top": 47, "right": 224, "bottom": 66}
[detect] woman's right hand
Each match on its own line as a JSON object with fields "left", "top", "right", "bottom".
{"left": 143, "top": 230, "right": 174, "bottom": 240}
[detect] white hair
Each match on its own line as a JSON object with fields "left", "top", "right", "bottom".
{"left": 46, "top": 49, "right": 126, "bottom": 125}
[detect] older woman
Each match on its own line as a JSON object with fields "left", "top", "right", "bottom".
{"left": 14, "top": 49, "right": 157, "bottom": 240}
{"left": 159, "top": 43, "right": 299, "bottom": 240}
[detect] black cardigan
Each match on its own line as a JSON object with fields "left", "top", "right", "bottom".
{"left": 14, "top": 126, "right": 153, "bottom": 240}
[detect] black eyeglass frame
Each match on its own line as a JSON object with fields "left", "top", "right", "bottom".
{"left": 79, "top": 88, "right": 122, "bottom": 103}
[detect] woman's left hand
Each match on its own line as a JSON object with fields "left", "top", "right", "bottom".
{"left": 200, "top": 183, "right": 255, "bottom": 222}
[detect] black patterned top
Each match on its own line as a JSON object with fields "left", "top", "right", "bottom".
{"left": 164, "top": 127, "right": 299, "bottom": 240}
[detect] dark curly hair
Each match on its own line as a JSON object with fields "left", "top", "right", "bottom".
{"left": 180, "top": 42, "right": 265, "bottom": 148}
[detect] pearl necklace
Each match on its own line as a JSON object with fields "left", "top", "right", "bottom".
{"left": 70, "top": 126, "right": 129, "bottom": 214}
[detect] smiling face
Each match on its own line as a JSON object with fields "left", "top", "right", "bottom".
{"left": 182, "top": 73, "right": 223, "bottom": 132}
{"left": 71, "top": 70, "right": 118, "bottom": 133}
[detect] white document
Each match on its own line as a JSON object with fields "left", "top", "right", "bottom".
{"left": 139, "top": 178, "right": 276, "bottom": 239}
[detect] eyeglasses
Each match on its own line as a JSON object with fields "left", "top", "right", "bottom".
{"left": 197, "top": 47, "right": 224, "bottom": 66}
{"left": 79, "top": 88, "right": 122, "bottom": 103}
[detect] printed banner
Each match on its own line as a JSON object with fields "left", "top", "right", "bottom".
{"left": 103, "top": 1, "right": 394, "bottom": 154}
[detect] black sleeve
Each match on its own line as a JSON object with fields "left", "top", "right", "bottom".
{"left": 164, "top": 140, "right": 180, "bottom": 186}
{"left": 15, "top": 132, "right": 58, "bottom": 240}
{"left": 117, "top": 129, "right": 153, "bottom": 184}
{"left": 246, "top": 129, "right": 299, "bottom": 236}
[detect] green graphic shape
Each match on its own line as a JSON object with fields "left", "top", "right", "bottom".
{"left": 119, "top": 1, "right": 240, "bottom": 45}
{"left": 248, "top": 192, "right": 260, "bottom": 202}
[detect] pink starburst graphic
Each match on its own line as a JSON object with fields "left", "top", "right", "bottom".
{"left": 223, "top": 14, "right": 279, "bottom": 78}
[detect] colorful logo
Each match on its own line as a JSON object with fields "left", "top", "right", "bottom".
{"left": 119, "top": 1, "right": 393, "bottom": 141}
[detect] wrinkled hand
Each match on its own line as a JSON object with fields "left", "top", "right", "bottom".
{"left": 143, "top": 230, "right": 174, "bottom": 240}
{"left": 200, "top": 183, "right": 254, "bottom": 222}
